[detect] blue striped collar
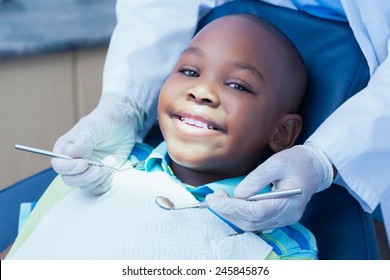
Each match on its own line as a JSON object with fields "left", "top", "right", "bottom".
{"left": 144, "top": 142, "right": 245, "bottom": 197}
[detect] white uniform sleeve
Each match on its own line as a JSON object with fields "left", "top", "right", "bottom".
{"left": 308, "top": 39, "right": 390, "bottom": 213}
{"left": 309, "top": 2, "right": 390, "bottom": 213}
{"left": 101, "top": 0, "right": 229, "bottom": 137}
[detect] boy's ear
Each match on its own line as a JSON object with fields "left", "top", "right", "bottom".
{"left": 268, "top": 114, "right": 302, "bottom": 152}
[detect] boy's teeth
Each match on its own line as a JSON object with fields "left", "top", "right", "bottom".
{"left": 180, "top": 116, "right": 215, "bottom": 130}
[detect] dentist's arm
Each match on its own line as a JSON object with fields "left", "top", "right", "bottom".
{"left": 308, "top": 40, "right": 390, "bottom": 213}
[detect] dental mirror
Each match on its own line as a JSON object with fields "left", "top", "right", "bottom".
{"left": 155, "top": 188, "right": 302, "bottom": 211}
{"left": 155, "top": 196, "right": 208, "bottom": 210}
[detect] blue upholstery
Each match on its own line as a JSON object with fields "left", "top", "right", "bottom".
{"left": 196, "top": 0, "right": 378, "bottom": 259}
{"left": 0, "top": 168, "right": 57, "bottom": 252}
{"left": 0, "top": 0, "right": 379, "bottom": 259}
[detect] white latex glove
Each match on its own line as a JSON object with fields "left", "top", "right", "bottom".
{"left": 206, "top": 142, "right": 334, "bottom": 231}
{"left": 51, "top": 94, "right": 144, "bottom": 195}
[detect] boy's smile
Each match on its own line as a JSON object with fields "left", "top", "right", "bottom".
{"left": 175, "top": 114, "right": 222, "bottom": 132}
{"left": 171, "top": 110, "right": 225, "bottom": 136}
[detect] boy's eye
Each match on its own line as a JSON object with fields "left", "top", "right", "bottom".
{"left": 179, "top": 68, "right": 199, "bottom": 77}
{"left": 228, "top": 82, "right": 253, "bottom": 94}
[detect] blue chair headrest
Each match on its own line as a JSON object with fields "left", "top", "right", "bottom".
{"left": 196, "top": 0, "right": 369, "bottom": 143}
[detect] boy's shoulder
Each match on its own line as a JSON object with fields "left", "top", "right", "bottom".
{"left": 259, "top": 223, "right": 318, "bottom": 260}
{"left": 129, "top": 142, "right": 155, "bottom": 163}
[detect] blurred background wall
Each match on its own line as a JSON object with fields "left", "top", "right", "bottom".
{"left": 0, "top": 0, "right": 116, "bottom": 189}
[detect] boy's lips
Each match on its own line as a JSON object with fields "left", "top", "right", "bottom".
{"left": 173, "top": 114, "right": 224, "bottom": 132}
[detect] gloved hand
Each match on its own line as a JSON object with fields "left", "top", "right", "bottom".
{"left": 51, "top": 94, "right": 144, "bottom": 195}
{"left": 206, "top": 142, "right": 334, "bottom": 231}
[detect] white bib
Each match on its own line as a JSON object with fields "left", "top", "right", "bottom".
{"left": 11, "top": 169, "right": 272, "bottom": 259}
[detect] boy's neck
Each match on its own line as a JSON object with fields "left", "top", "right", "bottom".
{"left": 170, "top": 161, "right": 237, "bottom": 186}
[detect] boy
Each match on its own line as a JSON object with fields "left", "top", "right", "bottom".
{"left": 7, "top": 14, "right": 316, "bottom": 259}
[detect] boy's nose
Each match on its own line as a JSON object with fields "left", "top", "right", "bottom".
{"left": 187, "top": 84, "right": 220, "bottom": 106}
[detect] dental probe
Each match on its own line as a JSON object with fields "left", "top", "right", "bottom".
{"left": 155, "top": 188, "right": 303, "bottom": 210}
{"left": 15, "top": 144, "right": 105, "bottom": 167}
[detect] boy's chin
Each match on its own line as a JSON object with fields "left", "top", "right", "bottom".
{"left": 170, "top": 155, "right": 210, "bottom": 170}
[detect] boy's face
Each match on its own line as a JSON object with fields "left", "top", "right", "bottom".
{"left": 158, "top": 16, "right": 291, "bottom": 179}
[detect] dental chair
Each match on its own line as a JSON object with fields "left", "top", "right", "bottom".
{"left": 0, "top": 0, "right": 379, "bottom": 259}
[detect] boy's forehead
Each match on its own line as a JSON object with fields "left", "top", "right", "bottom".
{"left": 189, "top": 15, "right": 280, "bottom": 61}
{"left": 196, "top": 15, "right": 264, "bottom": 39}
{"left": 191, "top": 15, "right": 275, "bottom": 52}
